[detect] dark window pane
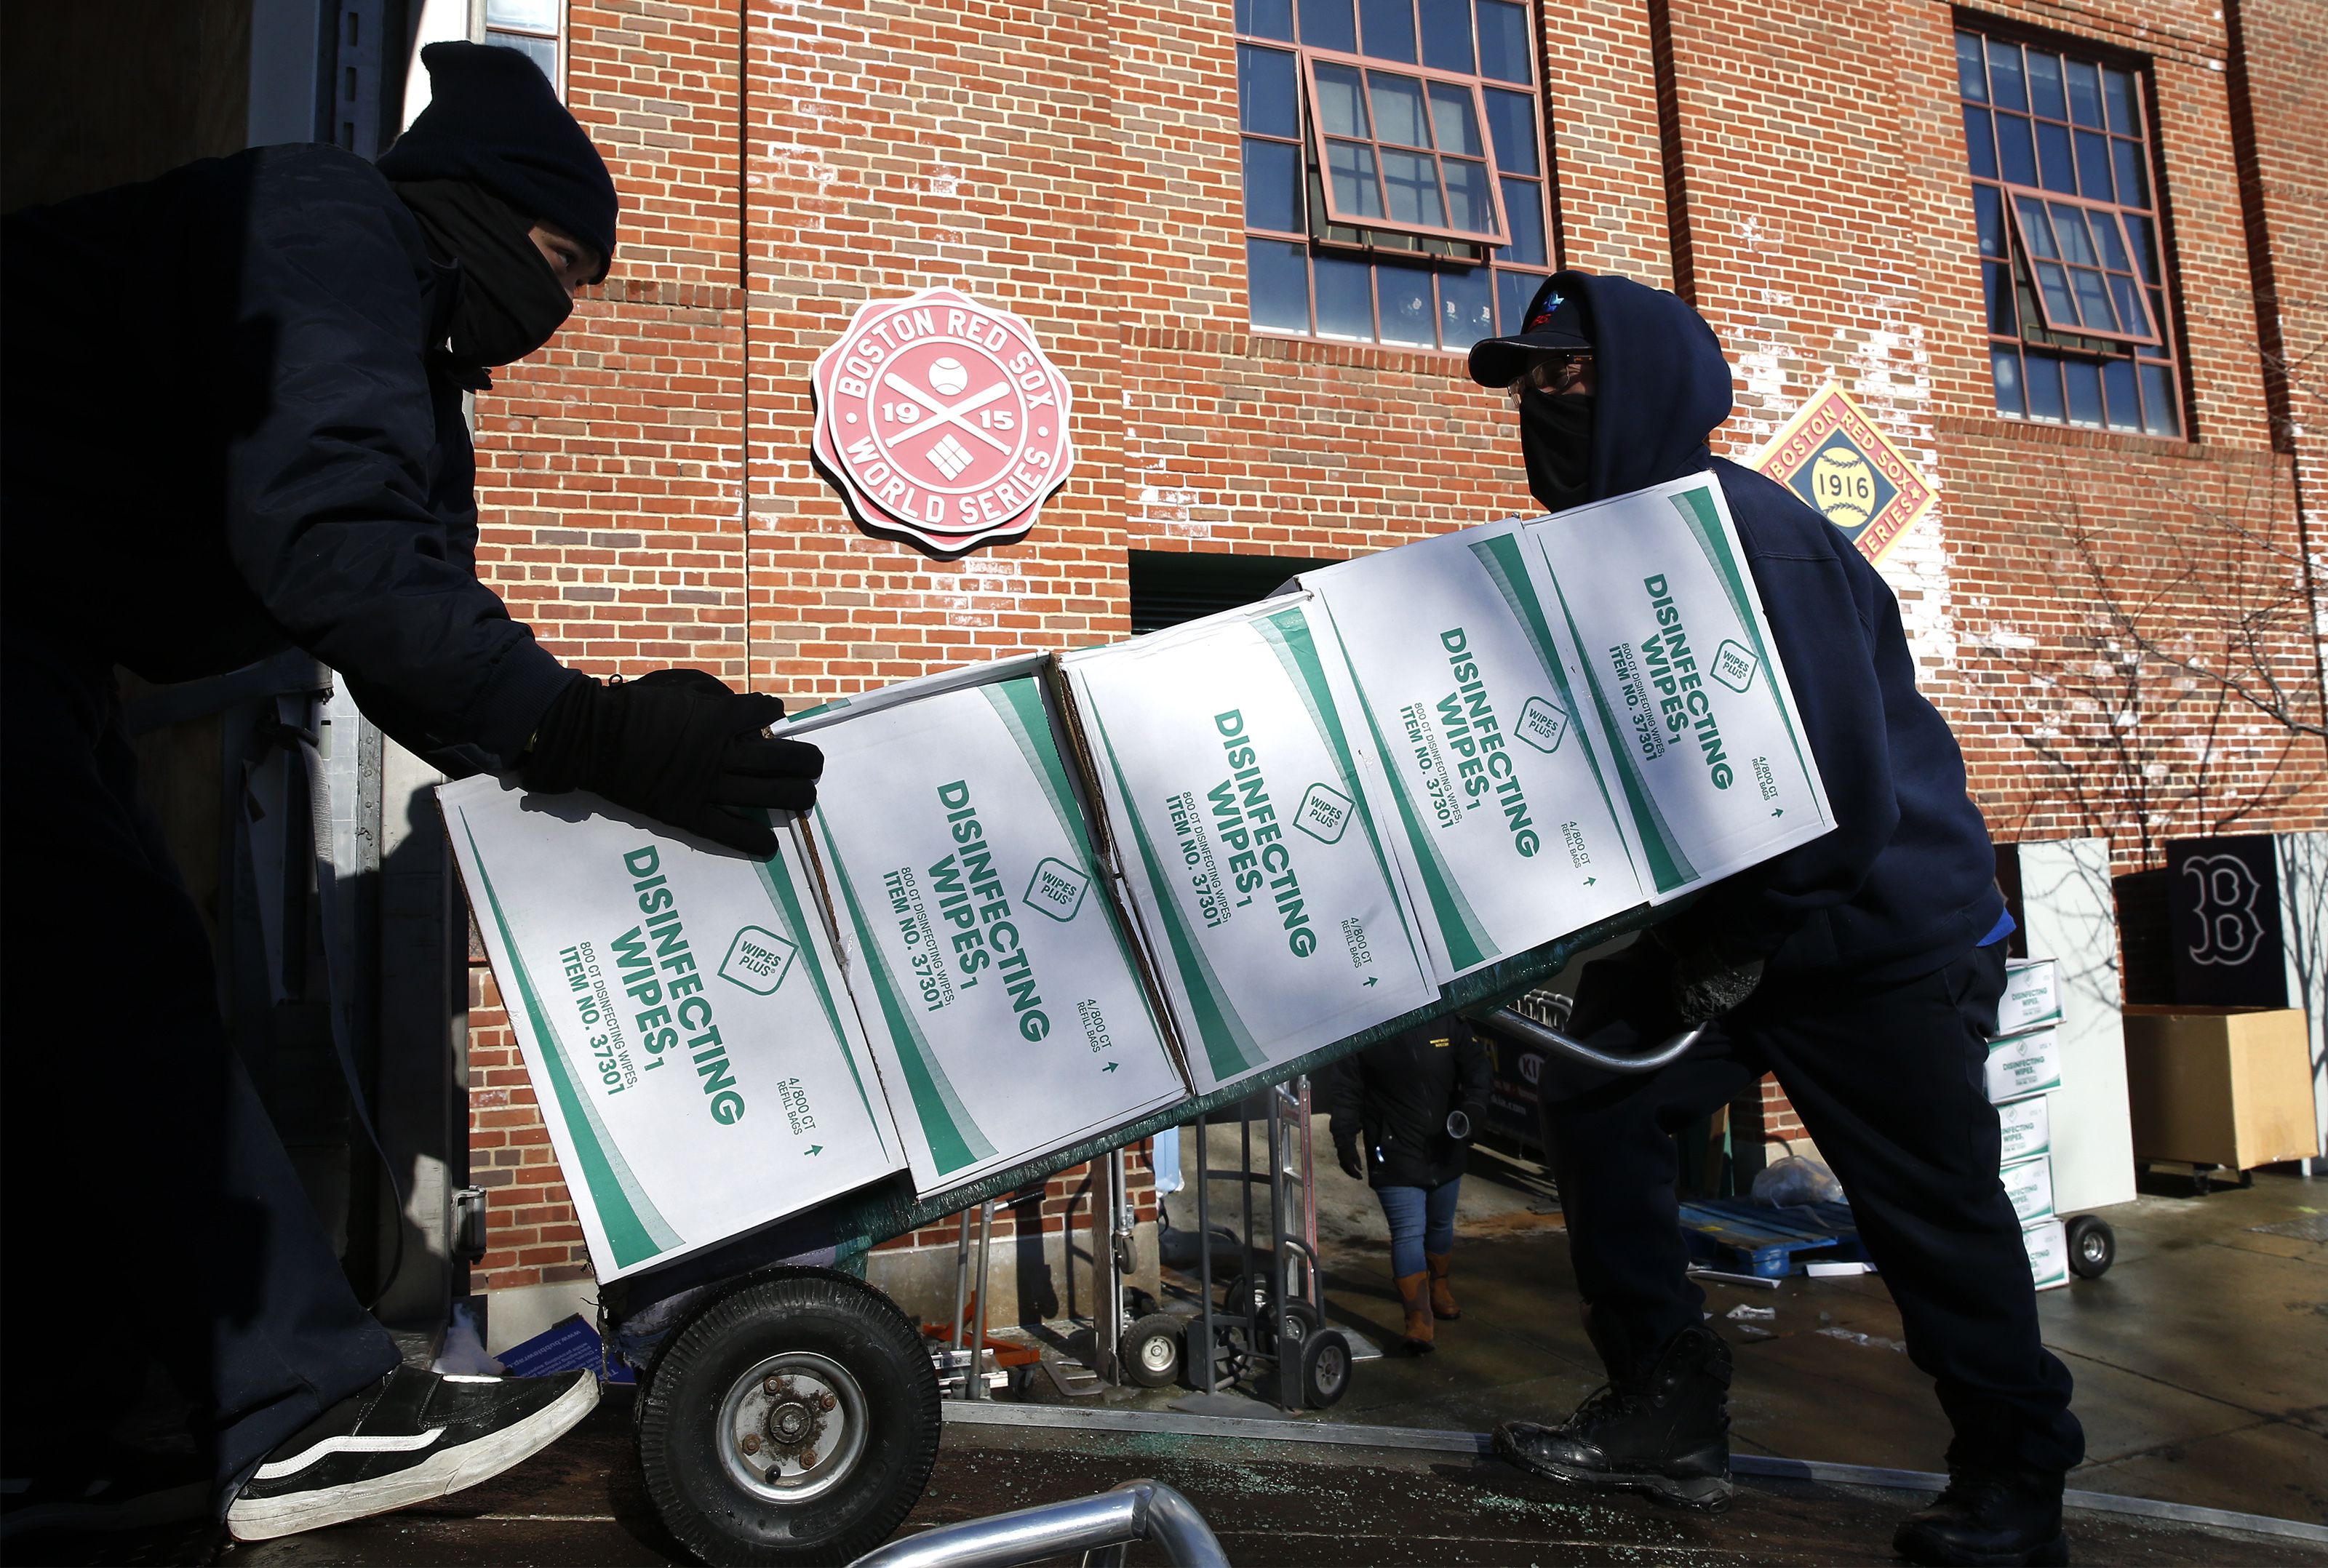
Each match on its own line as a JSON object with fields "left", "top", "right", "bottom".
{"left": 2139, "top": 362, "right": 2179, "bottom": 436}
{"left": 1238, "top": 0, "right": 1296, "bottom": 38}
{"left": 1475, "top": 0, "right": 1531, "bottom": 83}
{"left": 1370, "top": 71, "right": 1431, "bottom": 145}
{"left": 1239, "top": 46, "right": 1300, "bottom": 136}
{"left": 1381, "top": 148, "right": 1446, "bottom": 226}
{"left": 1314, "top": 252, "right": 1375, "bottom": 339}
{"left": 2063, "top": 357, "right": 2102, "bottom": 425}
{"left": 1957, "top": 32, "right": 1988, "bottom": 102}
{"left": 1990, "top": 345, "right": 2025, "bottom": 416}
{"left": 2124, "top": 213, "right": 2158, "bottom": 281}
{"left": 1445, "top": 158, "right": 1495, "bottom": 231}
{"left": 2036, "top": 262, "right": 2078, "bottom": 325}
{"left": 1315, "top": 62, "right": 1369, "bottom": 135}
{"left": 1964, "top": 106, "right": 1997, "bottom": 179}
{"left": 2148, "top": 286, "right": 2168, "bottom": 340}
{"left": 2102, "top": 357, "right": 2140, "bottom": 430}
{"left": 2075, "top": 129, "right": 2112, "bottom": 200}
{"left": 1247, "top": 238, "right": 1310, "bottom": 331}
{"left": 2025, "top": 351, "right": 2066, "bottom": 420}
{"left": 2028, "top": 51, "right": 2066, "bottom": 121}
{"left": 1326, "top": 140, "right": 1384, "bottom": 217}
{"left": 1358, "top": 0, "right": 1416, "bottom": 60}
{"left": 1988, "top": 39, "right": 2027, "bottom": 112}
{"left": 1440, "top": 264, "right": 1494, "bottom": 349}
{"left": 1985, "top": 261, "right": 2016, "bottom": 334}
{"left": 2050, "top": 204, "right": 2098, "bottom": 265}
{"left": 1975, "top": 183, "right": 2005, "bottom": 256}
{"left": 1485, "top": 88, "right": 1539, "bottom": 175}
{"left": 2091, "top": 214, "right": 2132, "bottom": 273}
{"left": 2070, "top": 266, "right": 2116, "bottom": 331}
{"left": 1378, "top": 259, "right": 1435, "bottom": 345}
{"left": 2108, "top": 274, "right": 2148, "bottom": 337}
{"left": 2014, "top": 193, "right": 2058, "bottom": 257}
{"left": 1243, "top": 137, "right": 1302, "bottom": 232}
{"left": 1498, "top": 175, "right": 1545, "bottom": 263}
{"left": 1497, "top": 269, "right": 1542, "bottom": 334}
{"left": 1420, "top": 0, "right": 1474, "bottom": 71}
{"left": 1428, "top": 82, "right": 1483, "bottom": 154}
{"left": 1998, "top": 113, "right": 2038, "bottom": 185}
{"left": 2037, "top": 120, "right": 2076, "bottom": 193}
{"left": 2066, "top": 57, "right": 2104, "bottom": 127}
{"left": 2103, "top": 67, "right": 2138, "bottom": 134}
{"left": 2113, "top": 139, "right": 2148, "bottom": 209}
{"left": 1299, "top": 0, "right": 1356, "bottom": 51}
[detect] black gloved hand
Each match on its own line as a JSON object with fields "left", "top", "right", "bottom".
{"left": 1336, "top": 1137, "right": 1366, "bottom": 1183}
{"left": 1649, "top": 921, "right": 1766, "bottom": 1028}
{"left": 520, "top": 669, "right": 823, "bottom": 856}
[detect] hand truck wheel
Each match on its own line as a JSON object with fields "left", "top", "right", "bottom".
{"left": 2065, "top": 1215, "right": 2115, "bottom": 1279}
{"left": 1121, "top": 1313, "right": 1186, "bottom": 1389}
{"left": 1300, "top": 1328, "right": 1352, "bottom": 1409}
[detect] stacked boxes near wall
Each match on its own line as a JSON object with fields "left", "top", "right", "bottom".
{"left": 1988, "top": 959, "right": 2068, "bottom": 1289}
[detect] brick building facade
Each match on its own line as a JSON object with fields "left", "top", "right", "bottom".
{"left": 453, "top": 0, "right": 2326, "bottom": 1319}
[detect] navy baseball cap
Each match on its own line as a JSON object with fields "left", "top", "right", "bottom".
{"left": 1467, "top": 277, "right": 1592, "bottom": 388}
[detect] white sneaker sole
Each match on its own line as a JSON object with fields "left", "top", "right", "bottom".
{"left": 226, "top": 1373, "right": 600, "bottom": 1542}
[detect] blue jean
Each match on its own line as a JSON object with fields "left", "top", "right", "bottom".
{"left": 1376, "top": 1179, "right": 1461, "bottom": 1277}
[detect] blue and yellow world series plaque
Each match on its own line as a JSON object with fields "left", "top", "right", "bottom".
{"left": 1755, "top": 383, "right": 1936, "bottom": 569}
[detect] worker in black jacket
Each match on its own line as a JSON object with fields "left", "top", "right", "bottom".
{"left": 1324, "top": 1015, "right": 1492, "bottom": 1353}
{"left": 0, "top": 43, "right": 818, "bottom": 1549}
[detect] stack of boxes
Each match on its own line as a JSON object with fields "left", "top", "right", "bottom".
{"left": 1987, "top": 958, "right": 2068, "bottom": 1289}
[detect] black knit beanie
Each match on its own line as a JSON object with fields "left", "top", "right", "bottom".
{"left": 378, "top": 41, "right": 617, "bottom": 281}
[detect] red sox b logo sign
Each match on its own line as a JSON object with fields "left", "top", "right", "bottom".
{"left": 810, "top": 288, "right": 1076, "bottom": 557}
{"left": 2180, "top": 853, "right": 2268, "bottom": 967}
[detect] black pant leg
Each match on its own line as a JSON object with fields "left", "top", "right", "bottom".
{"left": 1734, "top": 945, "right": 2085, "bottom": 1473}
{"left": 0, "top": 639, "right": 398, "bottom": 1505}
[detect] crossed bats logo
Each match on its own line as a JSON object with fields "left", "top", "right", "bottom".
{"left": 2181, "top": 853, "right": 2267, "bottom": 967}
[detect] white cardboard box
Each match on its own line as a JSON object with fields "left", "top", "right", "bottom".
{"left": 1061, "top": 596, "right": 1440, "bottom": 1094}
{"left": 1985, "top": 1025, "right": 2065, "bottom": 1105}
{"left": 441, "top": 782, "right": 904, "bottom": 1280}
{"left": 1998, "top": 1092, "right": 2053, "bottom": 1165}
{"left": 1998, "top": 958, "right": 2063, "bottom": 1036}
{"left": 1296, "top": 523, "right": 1648, "bottom": 983}
{"left": 1519, "top": 472, "right": 1834, "bottom": 900}
{"left": 2022, "top": 1216, "right": 2070, "bottom": 1291}
{"left": 790, "top": 662, "right": 1188, "bottom": 1196}
{"left": 2001, "top": 1153, "right": 2057, "bottom": 1225}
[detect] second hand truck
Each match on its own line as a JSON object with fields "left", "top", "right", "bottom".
{"left": 601, "top": 907, "right": 1699, "bottom": 1565}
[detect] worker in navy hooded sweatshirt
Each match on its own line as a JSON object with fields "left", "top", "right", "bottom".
{"left": 1469, "top": 273, "right": 2082, "bottom": 1568}
{"left": 1, "top": 42, "right": 819, "bottom": 1553}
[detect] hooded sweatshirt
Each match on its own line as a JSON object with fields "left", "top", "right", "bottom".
{"left": 1545, "top": 271, "right": 2004, "bottom": 984}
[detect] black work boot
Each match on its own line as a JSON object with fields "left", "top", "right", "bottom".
{"left": 1494, "top": 1323, "right": 1733, "bottom": 1511}
{"left": 1893, "top": 1465, "right": 2069, "bottom": 1566}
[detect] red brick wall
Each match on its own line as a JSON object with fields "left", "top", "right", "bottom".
{"left": 461, "top": 0, "right": 2325, "bottom": 1292}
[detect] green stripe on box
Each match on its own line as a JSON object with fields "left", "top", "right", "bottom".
{"left": 750, "top": 840, "right": 893, "bottom": 1164}
{"left": 1347, "top": 672, "right": 1493, "bottom": 972}
{"left": 458, "top": 812, "right": 679, "bottom": 1267}
{"left": 1470, "top": 534, "right": 1628, "bottom": 839}
{"left": 1670, "top": 482, "right": 1814, "bottom": 785}
{"left": 813, "top": 817, "right": 995, "bottom": 1174}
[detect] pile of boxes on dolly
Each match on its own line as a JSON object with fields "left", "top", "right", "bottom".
{"left": 1986, "top": 959, "right": 2072, "bottom": 1289}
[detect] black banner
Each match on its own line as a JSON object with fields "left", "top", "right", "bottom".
{"left": 2166, "top": 834, "right": 2287, "bottom": 1008}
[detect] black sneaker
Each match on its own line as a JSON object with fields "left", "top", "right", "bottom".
{"left": 226, "top": 1366, "right": 598, "bottom": 1541}
{"left": 1894, "top": 1467, "right": 2070, "bottom": 1566}
{"left": 1494, "top": 1324, "right": 1734, "bottom": 1511}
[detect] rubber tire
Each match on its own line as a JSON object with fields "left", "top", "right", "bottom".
{"left": 637, "top": 1268, "right": 939, "bottom": 1566}
{"left": 1122, "top": 1313, "right": 1185, "bottom": 1388}
{"left": 1301, "top": 1328, "right": 1352, "bottom": 1409}
{"left": 1264, "top": 1299, "right": 1321, "bottom": 1359}
{"left": 2066, "top": 1215, "right": 2115, "bottom": 1279}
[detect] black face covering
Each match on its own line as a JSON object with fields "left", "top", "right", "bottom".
{"left": 1519, "top": 391, "right": 1595, "bottom": 514}
{"left": 393, "top": 179, "right": 574, "bottom": 371}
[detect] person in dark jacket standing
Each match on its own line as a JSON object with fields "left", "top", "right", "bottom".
{"left": 1325, "top": 1015, "right": 1492, "bottom": 1353}
{"left": 1467, "top": 273, "right": 2080, "bottom": 1568}
{"left": 0, "top": 43, "right": 820, "bottom": 1548}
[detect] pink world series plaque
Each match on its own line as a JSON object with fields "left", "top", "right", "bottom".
{"left": 810, "top": 287, "right": 1077, "bottom": 556}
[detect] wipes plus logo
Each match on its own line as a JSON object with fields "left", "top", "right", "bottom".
{"left": 1024, "top": 857, "right": 1090, "bottom": 922}
{"left": 1517, "top": 696, "right": 1568, "bottom": 754}
{"left": 1711, "top": 640, "right": 1758, "bottom": 693}
{"left": 719, "top": 926, "right": 798, "bottom": 995}
{"left": 1296, "top": 783, "right": 1354, "bottom": 844}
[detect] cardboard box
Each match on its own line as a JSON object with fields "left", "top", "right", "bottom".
{"left": 790, "top": 662, "right": 1188, "bottom": 1195}
{"left": 1998, "top": 1092, "right": 2052, "bottom": 1164}
{"left": 2121, "top": 1006, "right": 2321, "bottom": 1170}
{"left": 1296, "top": 523, "right": 1648, "bottom": 983}
{"left": 1061, "top": 596, "right": 1440, "bottom": 1094}
{"left": 441, "top": 782, "right": 904, "bottom": 1280}
{"left": 2001, "top": 1153, "right": 2056, "bottom": 1225}
{"left": 1519, "top": 472, "right": 1833, "bottom": 899}
{"left": 2022, "top": 1216, "right": 2070, "bottom": 1292}
{"left": 1985, "top": 1025, "right": 2064, "bottom": 1105}
{"left": 1997, "top": 958, "right": 2063, "bottom": 1036}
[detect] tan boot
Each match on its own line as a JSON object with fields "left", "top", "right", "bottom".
{"left": 1427, "top": 1251, "right": 1460, "bottom": 1321}
{"left": 1395, "top": 1270, "right": 1435, "bottom": 1353}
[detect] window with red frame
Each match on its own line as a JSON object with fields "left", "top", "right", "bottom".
{"left": 1238, "top": 0, "right": 1555, "bottom": 353}
{"left": 1957, "top": 24, "right": 2182, "bottom": 436}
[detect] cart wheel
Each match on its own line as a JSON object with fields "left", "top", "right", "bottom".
{"left": 1262, "top": 1300, "right": 1321, "bottom": 1358}
{"left": 1301, "top": 1328, "right": 1352, "bottom": 1409}
{"left": 1122, "top": 1313, "right": 1185, "bottom": 1388}
{"left": 2193, "top": 1167, "right": 2214, "bottom": 1196}
{"left": 637, "top": 1268, "right": 938, "bottom": 1565}
{"left": 2066, "top": 1216, "right": 2115, "bottom": 1279}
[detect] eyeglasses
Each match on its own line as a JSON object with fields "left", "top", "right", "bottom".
{"left": 1507, "top": 354, "right": 1592, "bottom": 396}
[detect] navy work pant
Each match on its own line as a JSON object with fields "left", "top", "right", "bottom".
{"left": 1544, "top": 940, "right": 2084, "bottom": 1473}
{"left": 0, "top": 636, "right": 399, "bottom": 1507}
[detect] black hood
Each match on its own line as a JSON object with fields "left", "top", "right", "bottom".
{"left": 1553, "top": 270, "right": 1737, "bottom": 501}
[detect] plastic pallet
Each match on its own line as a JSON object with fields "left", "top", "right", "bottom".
{"left": 1678, "top": 1199, "right": 1867, "bottom": 1279}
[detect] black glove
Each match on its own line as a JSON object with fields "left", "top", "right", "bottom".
{"left": 520, "top": 669, "right": 824, "bottom": 856}
{"left": 1336, "top": 1136, "right": 1365, "bottom": 1183}
{"left": 1649, "top": 921, "right": 1766, "bottom": 1028}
